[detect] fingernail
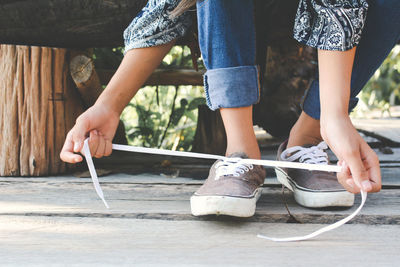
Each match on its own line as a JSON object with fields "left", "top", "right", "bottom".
{"left": 94, "top": 130, "right": 98, "bottom": 135}
{"left": 362, "top": 180, "right": 372, "bottom": 191}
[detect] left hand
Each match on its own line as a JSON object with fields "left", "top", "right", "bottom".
{"left": 321, "top": 116, "right": 381, "bottom": 194}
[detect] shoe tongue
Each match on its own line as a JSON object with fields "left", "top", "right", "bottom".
{"left": 301, "top": 144, "right": 317, "bottom": 148}
{"left": 227, "top": 152, "right": 249, "bottom": 159}
{"left": 285, "top": 144, "right": 316, "bottom": 157}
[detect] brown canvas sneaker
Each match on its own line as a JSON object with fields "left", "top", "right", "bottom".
{"left": 276, "top": 140, "right": 354, "bottom": 208}
{"left": 191, "top": 153, "right": 266, "bottom": 217}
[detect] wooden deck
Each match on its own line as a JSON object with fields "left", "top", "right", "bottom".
{"left": 0, "top": 118, "right": 399, "bottom": 266}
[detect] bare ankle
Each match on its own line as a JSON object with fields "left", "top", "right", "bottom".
{"left": 287, "top": 112, "right": 322, "bottom": 148}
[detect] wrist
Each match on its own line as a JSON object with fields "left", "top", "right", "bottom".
{"left": 95, "top": 91, "right": 125, "bottom": 117}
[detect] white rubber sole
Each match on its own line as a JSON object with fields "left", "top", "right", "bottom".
{"left": 275, "top": 168, "right": 354, "bottom": 208}
{"left": 190, "top": 188, "right": 263, "bottom": 217}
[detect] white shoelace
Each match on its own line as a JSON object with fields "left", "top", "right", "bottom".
{"left": 280, "top": 141, "right": 329, "bottom": 165}
{"left": 82, "top": 138, "right": 367, "bottom": 242}
{"left": 214, "top": 159, "right": 253, "bottom": 179}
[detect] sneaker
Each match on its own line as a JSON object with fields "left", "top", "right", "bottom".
{"left": 276, "top": 141, "right": 354, "bottom": 208}
{"left": 191, "top": 153, "right": 266, "bottom": 217}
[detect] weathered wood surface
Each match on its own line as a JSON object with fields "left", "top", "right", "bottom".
{"left": 0, "top": 0, "right": 147, "bottom": 48}
{"left": 1, "top": 216, "right": 399, "bottom": 266}
{"left": 352, "top": 118, "right": 400, "bottom": 146}
{"left": 0, "top": 175, "right": 399, "bottom": 224}
{"left": 1, "top": 169, "right": 399, "bottom": 265}
{"left": 0, "top": 45, "right": 84, "bottom": 176}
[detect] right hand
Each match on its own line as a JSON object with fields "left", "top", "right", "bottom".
{"left": 60, "top": 104, "right": 120, "bottom": 163}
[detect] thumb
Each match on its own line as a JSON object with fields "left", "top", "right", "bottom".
{"left": 72, "top": 117, "right": 91, "bottom": 153}
{"left": 344, "top": 150, "right": 372, "bottom": 192}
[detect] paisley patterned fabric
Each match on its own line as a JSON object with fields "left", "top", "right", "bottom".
{"left": 124, "top": 0, "right": 368, "bottom": 54}
{"left": 123, "top": 0, "right": 192, "bottom": 55}
{"left": 294, "top": 0, "right": 369, "bottom": 51}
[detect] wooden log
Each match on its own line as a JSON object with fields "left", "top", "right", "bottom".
{"left": 69, "top": 52, "right": 128, "bottom": 145}
{"left": 0, "top": 0, "right": 147, "bottom": 48}
{"left": 0, "top": 44, "right": 85, "bottom": 176}
{"left": 0, "top": 46, "right": 19, "bottom": 176}
{"left": 70, "top": 54, "right": 103, "bottom": 107}
{"left": 97, "top": 69, "right": 205, "bottom": 87}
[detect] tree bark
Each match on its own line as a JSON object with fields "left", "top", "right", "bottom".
{"left": 0, "top": 0, "right": 147, "bottom": 48}
{"left": 0, "top": 44, "right": 85, "bottom": 176}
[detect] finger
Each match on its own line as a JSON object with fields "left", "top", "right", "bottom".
{"left": 94, "top": 134, "right": 106, "bottom": 158}
{"left": 104, "top": 139, "right": 113, "bottom": 157}
{"left": 361, "top": 144, "right": 382, "bottom": 193}
{"left": 60, "top": 131, "right": 83, "bottom": 163}
{"left": 346, "top": 179, "right": 357, "bottom": 190}
{"left": 72, "top": 116, "right": 91, "bottom": 153}
{"left": 89, "top": 130, "right": 100, "bottom": 156}
{"left": 337, "top": 162, "right": 359, "bottom": 194}
{"left": 344, "top": 149, "right": 372, "bottom": 192}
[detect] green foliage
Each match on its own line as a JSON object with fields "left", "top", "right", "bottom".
{"left": 356, "top": 45, "right": 400, "bottom": 116}
{"left": 93, "top": 45, "right": 205, "bottom": 150}
{"left": 122, "top": 85, "right": 205, "bottom": 150}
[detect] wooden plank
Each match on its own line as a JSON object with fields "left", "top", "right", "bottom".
{"left": 0, "top": 216, "right": 399, "bottom": 266}
{"left": 352, "top": 118, "right": 400, "bottom": 145}
{"left": 0, "top": 176, "right": 399, "bottom": 224}
{"left": 97, "top": 68, "right": 205, "bottom": 87}
{"left": 0, "top": 45, "right": 19, "bottom": 176}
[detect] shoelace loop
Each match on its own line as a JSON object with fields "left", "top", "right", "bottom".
{"left": 215, "top": 158, "right": 253, "bottom": 180}
{"left": 281, "top": 141, "right": 329, "bottom": 165}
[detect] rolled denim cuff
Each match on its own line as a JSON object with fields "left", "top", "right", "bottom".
{"left": 302, "top": 79, "right": 359, "bottom": 119}
{"left": 204, "top": 66, "right": 260, "bottom": 111}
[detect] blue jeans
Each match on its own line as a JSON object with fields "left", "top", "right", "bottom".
{"left": 197, "top": 0, "right": 400, "bottom": 117}
{"left": 197, "top": 0, "right": 260, "bottom": 110}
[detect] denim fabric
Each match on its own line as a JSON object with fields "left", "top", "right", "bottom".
{"left": 197, "top": 0, "right": 260, "bottom": 110}
{"left": 302, "top": 0, "right": 400, "bottom": 119}
{"left": 123, "top": 0, "right": 192, "bottom": 55}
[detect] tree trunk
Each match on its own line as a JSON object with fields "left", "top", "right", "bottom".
{"left": 0, "top": 0, "right": 147, "bottom": 48}
{"left": 0, "top": 45, "right": 85, "bottom": 176}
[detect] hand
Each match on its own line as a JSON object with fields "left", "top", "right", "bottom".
{"left": 320, "top": 116, "right": 381, "bottom": 194}
{"left": 60, "top": 104, "right": 120, "bottom": 163}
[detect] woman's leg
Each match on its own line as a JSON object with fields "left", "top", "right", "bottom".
{"left": 191, "top": 0, "right": 265, "bottom": 217}
{"left": 289, "top": 0, "right": 400, "bottom": 148}
{"left": 197, "top": 0, "right": 261, "bottom": 159}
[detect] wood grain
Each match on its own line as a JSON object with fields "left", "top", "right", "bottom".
{"left": 0, "top": 45, "right": 85, "bottom": 176}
